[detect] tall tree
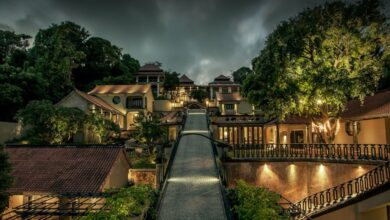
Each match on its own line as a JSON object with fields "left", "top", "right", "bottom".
{"left": 163, "top": 71, "right": 179, "bottom": 96}
{"left": 31, "top": 21, "right": 89, "bottom": 102}
{"left": 232, "top": 67, "right": 252, "bottom": 85}
{"left": 0, "top": 30, "right": 30, "bottom": 65}
{"left": 190, "top": 89, "right": 208, "bottom": 102}
{"left": 243, "top": 0, "right": 389, "bottom": 143}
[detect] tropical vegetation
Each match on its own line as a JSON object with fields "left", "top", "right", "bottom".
{"left": 228, "top": 180, "right": 288, "bottom": 220}
{"left": 243, "top": 0, "right": 389, "bottom": 143}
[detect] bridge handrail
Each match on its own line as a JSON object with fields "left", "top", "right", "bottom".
{"left": 230, "top": 143, "right": 390, "bottom": 163}
{"left": 292, "top": 161, "right": 390, "bottom": 219}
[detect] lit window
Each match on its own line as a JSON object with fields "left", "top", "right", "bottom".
{"left": 224, "top": 104, "right": 234, "bottom": 110}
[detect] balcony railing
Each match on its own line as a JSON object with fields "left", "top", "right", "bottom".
{"left": 230, "top": 144, "right": 390, "bottom": 163}
{"left": 292, "top": 162, "right": 390, "bottom": 219}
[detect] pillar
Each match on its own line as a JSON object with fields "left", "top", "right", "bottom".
{"left": 276, "top": 123, "right": 280, "bottom": 147}
{"left": 352, "top": 121, "right": 359, "bottom": 144}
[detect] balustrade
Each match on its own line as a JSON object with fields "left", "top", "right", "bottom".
{"left": 230, "top": 143, "right": 390, "bottom": 162}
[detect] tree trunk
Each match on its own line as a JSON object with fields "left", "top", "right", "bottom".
{"left": 311, "top": 115, "right": 340, "bottom": 144}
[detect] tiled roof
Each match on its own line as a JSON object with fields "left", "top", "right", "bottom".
{"left": 280, "top": 116, "right": 311, "bottom": 124}
{"left": 179, "top": 74, "right": 194, "bottom": 84}
{"left": 215, "top": 75, "right": 230, "bottom": 81}
{"left": 341, "top": 89, "right": 390, "bottom": 120}
{"left": 216, "top": 92, "right": 242, "bottom": 102}
{"left": 88, "top": 84, "right": 151, "bottom": 95}
{"left": 73, "top": 90, "right": 122, "bottom": 115}
{"left": 5, "top": 146, "right": 127, "bottom": 194}
{"left": 137, "top": 64, "right": 164, "bottom": 75}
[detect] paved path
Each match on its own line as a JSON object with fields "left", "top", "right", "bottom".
{"left": 158, "top": 109, "right": 226, "bottom": 220}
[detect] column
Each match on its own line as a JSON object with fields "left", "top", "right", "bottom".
{"left": 352, "top": 121, "right": 359, "bottom": 144}
{"left": 210, "top": 87, "right": 213, "bottom": 100}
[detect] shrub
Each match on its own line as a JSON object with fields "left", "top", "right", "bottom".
{"left": 229, "top": 180, "right": 288, "bottom": 220}
{"left": 81, "top": 185, "right": 157, "bottom": 219}
{"left": 17, "top": 100, "right": 120, "bottom": 144}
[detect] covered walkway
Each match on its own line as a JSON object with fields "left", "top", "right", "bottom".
{"left": 158, "top": 109, "right": 226, "bottom": 220}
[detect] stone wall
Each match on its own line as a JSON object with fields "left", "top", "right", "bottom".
{"left": 128, "top": 168, "right": 157, "bottom": 188}
{"left": 223, "top": 161, "right": 377, "bottom": 202}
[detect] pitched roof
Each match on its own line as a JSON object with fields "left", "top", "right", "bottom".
{"left": 341, "top": 89, "right": 390, "bottom": 120}
{"left": 136, "top": 64, "right": 164, "bottom": 75}
{"left": 5, "top": 145, "right": 128, "bottom": 194}
{"left": 209, "top": 74, "right": 238, "bottom": 85}
{"left": 216, "top": 92, "right": 242, "bottom": 102}
{"left": 88, "top": 84, "right": 151, "bottom": 95}
{"left": 215, "top": 75, "right": 230, "bottom": 81}
{"left": 73, "top": 90, "right": 122, "bottom": 115}
{"left": 179, "top": 74, "right": 194, "bottom": 84}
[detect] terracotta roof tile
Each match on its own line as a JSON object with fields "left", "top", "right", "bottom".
{"left": 341, "top": 89, "right": 390, "bottom": 120}
{"left": 5, "top": 146, "right": 127, "bottom": 194}
{"left": 179, "top": 74, "right": 194, "bottom": 84}
{"left": 137, "top": 64, "right": 164, "bottom": 75}
{"left": 74, "top": 90, "right": 123, "bottom": 115}
{"left": 88, "top": 84, "right": 151, "bottom": 95}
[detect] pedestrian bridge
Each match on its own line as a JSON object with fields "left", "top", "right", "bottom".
{"left": 158, "top": 109, "right": 227, "bottom": 220}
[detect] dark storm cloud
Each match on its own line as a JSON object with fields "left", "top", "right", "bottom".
{"left": 0, "top": 0, "right": 388, "bottom": 84}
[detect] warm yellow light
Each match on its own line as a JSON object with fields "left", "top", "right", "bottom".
{"left": 319, "top": 164, "right": 325, "bottom": 173}
{"left": 317, "top": 99, "right": 323, "bottom": 104}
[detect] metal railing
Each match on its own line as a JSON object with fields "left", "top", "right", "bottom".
{"left": 230, "top": 144, "right": 390, "bottom": 163}
{"left": 293, "top": 162, "right": 390, "bottom": 219}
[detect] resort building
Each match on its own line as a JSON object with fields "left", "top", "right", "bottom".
{"left": 212, "top": 89, "right": 390, "bottom": 146}
{"left": 3, "top": 145, "right": 130, "bottom": 219}
{"left": 88, "top": 84, "right": 154, "bottom": 131}
{"left": 208, "top": 75, "right": 240, "bottom": 101}
{"left": 57, "top": 89, "right": 125, "bottom": 142}
{"left": 215, "top": 92, "right": 254, "bottom": 115}
{"left": 337, "top": 89, "right": 390, "bottom": 145}
{"left": 135, "top": 64, "right": 165, "bottom": 97}
{"left": 176, "top": 74, "right": 195, "bottom": 103}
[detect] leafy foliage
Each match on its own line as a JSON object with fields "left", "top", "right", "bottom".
{"left": 134, "top": 115, "right": 166, "bottom": 155}
{"left": 81, "top": 185, "right": 157, "bottom": 219}
{"left": 0, "top": 21, "right": 140, "bottom": 121}
{"left": 163, "top": 71, "right": 180, "bottom": 93}
{"left": 0, "top": 30, "right": 30, "bottom": 65}
{"left": 232, "top": 67, "right": 252, "bottom": 85}
{"left": 16, "top": 100, "right": 119, "bottom": 144}
{"left": 243, "top": 0, "right": 389, "bottom": 143}
{"left": 0, "top": 145, "right": 13, "bottom": 213}
{"left": 190, "top": 89, "right": 208, "bottom": 102}
{"left": 229, "top": 180, "right": 288, "bottom": 220}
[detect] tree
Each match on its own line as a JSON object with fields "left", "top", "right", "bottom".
{"left": 243, "top": 0, "right": 389, "bottom": 143}
{"left": 134, "top": 115, "right": 166, "bottom": 155}
{"left": 0, "top": 30, "right": 30, "bottom": 65}
{"left": 0, "top": 83, "right": 24, "bottom": 121}
{"left": 232, "top": 67, "right": 252, "bottom": 85}
{"left": 81, "top": 185, "right": 156, "bottom": 219}
{"left": 0, "top": 145, "right": 12, "bottom": 213}
{"left": 229, "top": 180, "right": 288, "bottom": 220}
{"left": 163, "top": 71, "right": 179, "bottom": 96}
{"left": 31, "top": 21, "right": 89, "bottom": 102}
{"left": 17, "top": 100, "right": 120, "bottom": 144}
{"left": 73, "top": 37, "right": 121, "bottom": 90}
{"left": 121, "top": 54, "right": 140, "bottom": 74}
{"left": 190, "top": 89, "right": 208, "bottom": 102}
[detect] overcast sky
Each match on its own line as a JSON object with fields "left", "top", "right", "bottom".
{"left": 0, "top": 0, "right": 388, "bottom": 84}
